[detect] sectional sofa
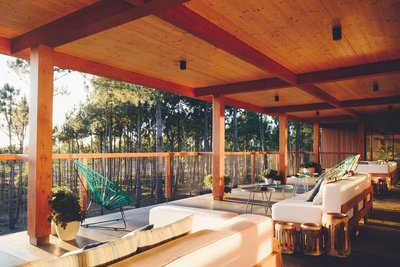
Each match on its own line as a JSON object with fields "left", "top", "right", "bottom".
{"left": 20, "top": 205, "right": 281, "bottom": 267}
{"left": 272, "top": 173, "right": 373, "bottom": 231}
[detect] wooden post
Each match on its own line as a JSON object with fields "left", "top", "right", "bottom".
{"left": 165, "top": 154, "right": 172, "bottom": 200}
{"left": 79, "top": 158, "right": 88, "bottom": 211}
{"left": 279, "top": 113, "right": 288, "bottom": 184}
{"left": 313, "top": 123, "right": 320, "bottom": 164}
{"left": 358, "top": 122, "right": 366, "bottom": 160}
{"left": 212, "top": 94, "right": 225, "bottom": 200}
{"left": 251, "top": 152, "right": 256, "bottom": 183}
{"left": 28, "top": 45, "right": 54, "bottom": 246}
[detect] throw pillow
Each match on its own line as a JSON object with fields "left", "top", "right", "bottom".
{"left": 136, "top": 214, "right": 193, "bottom": 253}
{"left": 312, "top": 179, "right": 327, "bottom": 205}
{"left": 307, "top": 178, "right": 324, "bottom": 202}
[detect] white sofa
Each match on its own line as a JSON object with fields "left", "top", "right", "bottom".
{"left": 20, "top": 205, "right": 281, "bottom": 267}
{"left": 272, "top": 173, "right": 372, "bottom": 229}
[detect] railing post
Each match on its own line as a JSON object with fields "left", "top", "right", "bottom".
{"left": 251, "top": 152, "right": 256, "bottom": 184}
{"left": 79, "top": 158, "right": 88, "bottom": 212}
{"left": 294, "top": 152, "right": 298, "bottom": 175}
{"left": 165, "top": 153, "right": 172, "bottom": 201}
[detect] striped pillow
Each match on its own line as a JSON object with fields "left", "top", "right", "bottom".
{"left": 136, "top": 215, "right": 193, "bottom": 253}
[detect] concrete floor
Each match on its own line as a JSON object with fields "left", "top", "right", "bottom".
{"left": 1, "top": 182, "right": 399, "bottom": 267}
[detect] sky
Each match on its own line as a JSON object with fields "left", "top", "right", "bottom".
{"left": 0, "top": 54, "right": 89, "bottom": 147}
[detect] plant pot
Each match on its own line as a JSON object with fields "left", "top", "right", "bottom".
{"left": 55, "top": 221, "right": 80, "bottom": 241}
{"left": 264, "top": 178, "right": 273, "bottom": 185}
{"left": 302, "top": 167, "right": 316, "bottom": 174}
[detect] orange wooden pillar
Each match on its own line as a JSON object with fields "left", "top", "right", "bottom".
{"left": 212, "top": 94, "right": 225, "bottom": 200}
{"left": 358, "top": 122, "right": 366, "bottom": 160}
{"left": 313, "top": 123, "right": 320, "bottom": 164}
{"left": 27, "top": 45, "right": 54, "bottom": 246}
{"left": 279, "top": 113, "right": 288, "bottom": 184}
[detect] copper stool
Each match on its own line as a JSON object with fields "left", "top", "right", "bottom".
{"left": 300, "top": 223, "right": 322, "bottom": 256}
{"left": 275, "top": 222, "right": 296, "bottom": 254}
{"left": 322, "top": 212, "right": 351, "bottom": 257}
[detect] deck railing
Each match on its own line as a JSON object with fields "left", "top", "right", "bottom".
{"left": 0, "top": 151, "right": 355, "bottom": 234}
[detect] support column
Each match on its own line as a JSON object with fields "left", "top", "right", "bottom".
{"left": 313, "top": 123, "right": 320, "bottom": 165}
{"left": 279, "top": 113, "right": 288, "bottom": 184}
{"left": 28, "top": 45, "right": 54, "bottom": 246}
{"left": 212, "top": 94, "right": 225, "bottom": 200}
{"left": 358, "top": 122, "right": 366, "bottom": 160}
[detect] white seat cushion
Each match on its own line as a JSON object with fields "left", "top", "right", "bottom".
{"left": 272, "top": 191, "right": 323, "bottom": 224}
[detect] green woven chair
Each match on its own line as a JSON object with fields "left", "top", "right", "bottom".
{"left": 74, "top": 160, "right": 133, "bottom": 230}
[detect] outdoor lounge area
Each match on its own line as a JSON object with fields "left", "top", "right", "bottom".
{"left": 0, "top": 0, "right": 400, "bottom": 266}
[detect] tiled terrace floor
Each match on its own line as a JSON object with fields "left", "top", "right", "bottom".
{"left": 1, "top": 181, "right": 400, "bottom": 267}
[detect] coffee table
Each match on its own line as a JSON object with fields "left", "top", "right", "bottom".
{"left": 241, "top": 185, "right": 275, "bottom": 215}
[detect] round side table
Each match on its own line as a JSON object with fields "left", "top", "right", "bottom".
{"left": 275, "top": 222, "right": 296, "bottom": 254}
{"left": 300, "top": 223, "right": 322, "bottom": 256}
{"left": 322, "top": 212, "right": 351, "bottom": 257}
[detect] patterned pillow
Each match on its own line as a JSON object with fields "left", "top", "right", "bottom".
{"left": 136, "top": 215, "right": 193, "bottom": 253}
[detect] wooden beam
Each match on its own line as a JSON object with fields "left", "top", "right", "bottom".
{"left": 212, "top": 95, "right": 225, "bottom": 200}
{"left": 341, "top": 95, "right": 400, "bottom": 108}
{"left": 358, "top": 122, "right": 366, "bottom": 160}
{"left": 28, "top": 45, "right": 54, "bottom": 246}
{"left": 225, "top": 97, "right": 266, "bottom": 114}
{"left": 11, "top": 0, "right": 189, "bottom": 53}
{"left": 158, "top": 5, "right": 297, "bottom": 84}
{"left": 297, "top": 84, "right": 341, "bottom": 108}
{"left": 304, "top": 115, "right": 356, "bottom": 124}
{"left": 265, "top": 103, "right": 333, "bottom": 113}
{"left": 195, "top": 78, "right": 290, "bottom": 96}
{"left": 298, "top": 59, "right": 400, "bottom": 85}
{"left": 279, "top": 113, "right": 288, "bottom": 183}
{"left": 54, "top": 53, "right": 196, "bottom": 98}
{"left": 313, "top": 123, "right": 320, "bottom": 164}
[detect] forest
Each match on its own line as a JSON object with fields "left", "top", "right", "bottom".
{"left": 0, "top": 59, "right": 313, "bottom": 233}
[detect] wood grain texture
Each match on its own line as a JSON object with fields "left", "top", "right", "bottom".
{"left": 186, "top": 0, "right": 400, "bottom": 73}
{"left": 279, "top": 114, "right": 288, "bottom": 183}
{"left": 57, "top": 16, "right": 269, "bottom": 88}
{"left": 11, "top": 0, "right": 190, "bottom": 53}
{"left": 212, "top": 95, "right": 225, "bottom": 200}
{"left": 28, "top": 45, "right": 54, "bottom": 245}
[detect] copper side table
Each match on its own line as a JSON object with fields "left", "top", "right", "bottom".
{"left": 300, "top": 223, "right": 322, "bottom": 256}
{"left": 275, "top": 222, "right": 296, "bottom": 254}
{"left": 322, "top": 212, "right": 351, "bottom": 257}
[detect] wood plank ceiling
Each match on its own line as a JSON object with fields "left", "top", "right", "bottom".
{"left": 0, "top": 0, "right": 399, "bottom": 124}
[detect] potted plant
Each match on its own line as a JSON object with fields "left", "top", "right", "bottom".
{"left": 204, "top": 174, "right": 232, "bottom": 196}
{"left": 259, "top": 169, "right": 278, "bottom": 185}
{"left": 48, "top": 186, "right": 86, "bottom": 241}
{"left": 300, "top": 161, "right": 319, "bottom": 174}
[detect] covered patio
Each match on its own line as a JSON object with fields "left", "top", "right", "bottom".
{"left": 0, "top": 0, "right": 399, "bottom": 265}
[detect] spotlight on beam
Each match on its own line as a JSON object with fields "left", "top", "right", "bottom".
{"left": 274, "top": 95, "right": 279, "bottom": 102}
{"left": 332, "top": 25, "right": 342, "bottom": 41}
{"left": 179, "top": 60, "right": 187, "bottom": 70}
{"left": 316, "top": 111, "right": 320, "bottom": 116}
{"left": 373, "top": 81, "right": 379, "bottom": 92}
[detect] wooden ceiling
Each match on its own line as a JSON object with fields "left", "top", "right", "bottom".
{"left": 0, "top": 0, "right": 399, "bottom": 124}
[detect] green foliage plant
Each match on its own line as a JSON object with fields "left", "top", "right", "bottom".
{"left": 204, "top": 174, "right": 232, "bottom": 193}
{"left": 259, "top": 169, "right": 278, "bottom": 180}
{"left": 48, "top": 186, "right": 86, "bottom": 229}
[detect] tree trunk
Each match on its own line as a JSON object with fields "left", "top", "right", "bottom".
{"left": 135, "top": 111, "right": 142, "bottom": 208}
{"left": 155, "top": 100, "right": 163, "bottom": 203}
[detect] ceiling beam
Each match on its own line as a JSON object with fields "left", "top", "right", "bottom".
{"left": 341, "top": 95, "right": 400, "bottom": 108}
{"left": 158, "top": 5, "right": 297, "bottom": 85}
{"left": 54, "top": 52, "right": 195, "bottom": 98}
{"left": 298, "top": 59, "right": 400, "bottom": 85}
{"left": 195, "top": 78, "right": 289, "bottom": 96}
{"left": 224, "top": 98, "right": 267, "bottom": 114}
{"left": 157, "top": 6, "right": 361, "bottom": 118}
{"left": 265, "top": 103, "right": 333, "bottom": 113}
{"left": 11, "top": 0, "right": 189, "bottom": 53}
